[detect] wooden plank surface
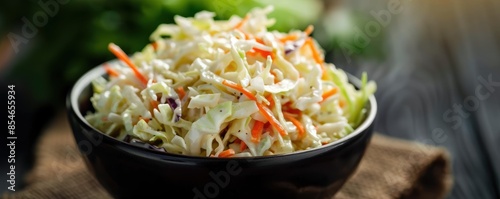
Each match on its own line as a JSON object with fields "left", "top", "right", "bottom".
{"left": 323, "top": 0, "right": 500, "bottom": 198}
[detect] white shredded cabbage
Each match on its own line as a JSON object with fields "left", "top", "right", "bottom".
{"left": 85, "top": 6, "right": 376, "bottom": 157}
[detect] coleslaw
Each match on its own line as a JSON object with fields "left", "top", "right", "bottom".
{"left": 85, "top": 6, "right": 376, "bottom": 157}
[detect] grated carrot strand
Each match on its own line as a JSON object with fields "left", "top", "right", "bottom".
{"left": 108, "top": 43, "right": 148, "bottom": 85}
{"left": 320, "top": 87, "right": 339, "bottom": 103}
{"left": 103, "top": 64, "right": 119, "bottom": 77}
{"left": 219, "top": 149, "right": 235, "bottom": 158}
{"left": 283, "top": 112, "right": 305, "bottom": 139}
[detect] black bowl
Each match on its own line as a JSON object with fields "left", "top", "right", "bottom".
{"left": 66, "top": 64, "right": 377, "bottom": 199}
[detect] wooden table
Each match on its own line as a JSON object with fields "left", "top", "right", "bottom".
{"left": 322, "top": 0, "right": 500, "bottom": 198}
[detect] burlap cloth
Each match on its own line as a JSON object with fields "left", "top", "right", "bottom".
{"left": 2, "top": 112, "right": 453, "bottom": 199}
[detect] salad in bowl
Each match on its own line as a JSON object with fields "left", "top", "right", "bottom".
{"left": 84, "top": 6, "right": 376, "bottom": 158}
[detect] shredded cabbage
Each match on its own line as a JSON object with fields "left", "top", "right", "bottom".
{"left": 85, "top": 6, "right": 376, "bottom": 157}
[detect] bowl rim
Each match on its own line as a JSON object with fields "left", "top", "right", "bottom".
{"left": 68, "top": 61, "right": 377, "bottom": 160}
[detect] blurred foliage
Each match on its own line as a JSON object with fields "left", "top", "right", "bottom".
{"left": 0, "top": 0, "right": 322, "bottom": 111}
{"left": 315, "top": 6, "right": 387, "bottom": 63}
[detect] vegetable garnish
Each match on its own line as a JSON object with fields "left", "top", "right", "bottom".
{"left": 247, "top": 47, "right": 273, "bottom": 59}
{"left": 108, "top": 43, "right": 148, "bottom": 85}
{"left": 223, "top": 79, "right": 287, "bottom": 136}
{"left": 219, "top": 149, "right": 236, "bottom": 158}
{"left": 176, "top": 87, "right": 186, "bottom": 99}
{"left": 256, "top": 103, "right": 287, "bottom": 136}
{"left": 304, "top": 25, "right": 314, "bottom": 36}
{"left": 320, "top": 87, "right": 339, "bottom": 103}
{"left": 151, "top": 41, "right": 158, "bottom": 51}
{"left": 305, "top": 38, "right": 323, "bottom": 64}
{"left": 283, "top": 112, "right": 305, "bottom": 139}
{"left": 241, "top": 32, "right": 272, "bottom": 59}
{"left": 251, "top": 120, "right": 265, "bottom": 143}
{"left": 103, "top": 63, "right": 119, "bottom": 77}
{"left": 235, "top": 138, "right": 247, "bottom": 151}
{"left": 265, "top": 94, "right": 275, "bottom": 108}
{"left": 282, "top": 102, "right": 302, "bottom": 116}
{"left": 222, "top": 80, "right": 256, "bottom": 100}
{"left": 339, "top": 99, "right": 346, "bottom": 108}
{"left": 240, "top": 31, "right": 265, "bottom": 44}
{"left": 279, "top": 25, "right": 314, "bottom": 43}
{"left": 234, "top": 14, "right": 250, "bottom": 29}
{"left": 139, "top": 116, "right": 150, "bottom": 123}
{"left": 86, "top": 7, "right": 376, "bottom": 157}
{"left": 303, "top": 38, "right": 328, "bottom": 79}
{"left": 240, "top": 140, "right": 247, "bottom": 151}
{"left": 150, "top": 100, "right": 159, "bottom": 111}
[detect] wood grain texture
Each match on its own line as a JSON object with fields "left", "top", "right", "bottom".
{"left": 323, "top": 0, "right": 500, "bottom": 198}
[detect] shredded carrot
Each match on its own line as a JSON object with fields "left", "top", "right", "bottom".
{"left": 283, "top": 102, "right": 302, "bottom": 116}
{"left": 234, "top": 15, "right": 250, "bottom": 29}
{"left": 139, "top": 116, "right": 150, "bottom": 123}
{"left": 219, "top": 149, "right": 235, "bottom": 158}
{"left": 239, "top": 29, "right": 272, "bottom": 60}
{"left": 321, "top": 87, "right": 339, "bottom": 103}
{"left": 263, "top": 122, "right": 273, "bottom": 136}
{"left": 151, "top": 41, "right": 158, "bottom": 51}
{"left": 279, "top": 35, "right": 298, "bottom": 43}
{"left": 108, "top": 43, "right": 148, "bottom": 85}
{"left": 222, "top": 80, "right": 257, "bottom": 100}
{"left": 241, "top": 31, "right": 265, "bottom": 44}
{"left": 269, "top": 70, "right": 279, "bottom": 83}
{"left": 240, "top": 141, "right": 247, "bottom": 151}
{"left": 269, "top": 70, "right": 277, "bottom": 78}
{"left": 304, "top": 25, "right": 314, "bottom": 36}
{"left": 149, "top": 100, "right": 159, "bottom": 116}
{"left": 240, "top": 31, "right": 250, "bottom": 40}
{"left": 265, "top": 94, "right": 274, "bottom": 108}
{"left": 284, "top": 108, "right": 302, "bottom": 116}
{"left": 150, "top": 100, "right": 159, "bottom": 110}
{"left": 339, "top": 99, "right": 346, "bottom": 108}
{"left": 305, "top": 38, "right": 324, "bottom": 64}
{"left": 242, "top": 31, "right": 271, "bottom": 59}
{"left": 279, "top": 25, "right": 314, "bottom": 43}
{"left": 251, "top": 120, "right": 265, "bottom": 143}
{"left": 303, "top": 38, "right": 327, "bottom": 78}
{"left": 255, "top": 37, "right": 265, "bottom": 45}
{"left": 247, "top": 48, "right": 273, "bottom": 59}
{"left": 222, "top": 79, "right": 287, "bottom": 136}
{"left": 256, "top": 103, "right": 287, "bottom": 136}
{"left": 283, "top": 112, "right": 305, "bottom": 139}
{"left": 320, "top": 64, "right": 328, "bottom": 79}
{"left": 176, "top": 87, "right": 186, "bottom": 99}
{"left": 235, "top": 138, "right": 247, "bottom": 151}
{"left": 103, "top": 64, "right": 119, "bottom": 77}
